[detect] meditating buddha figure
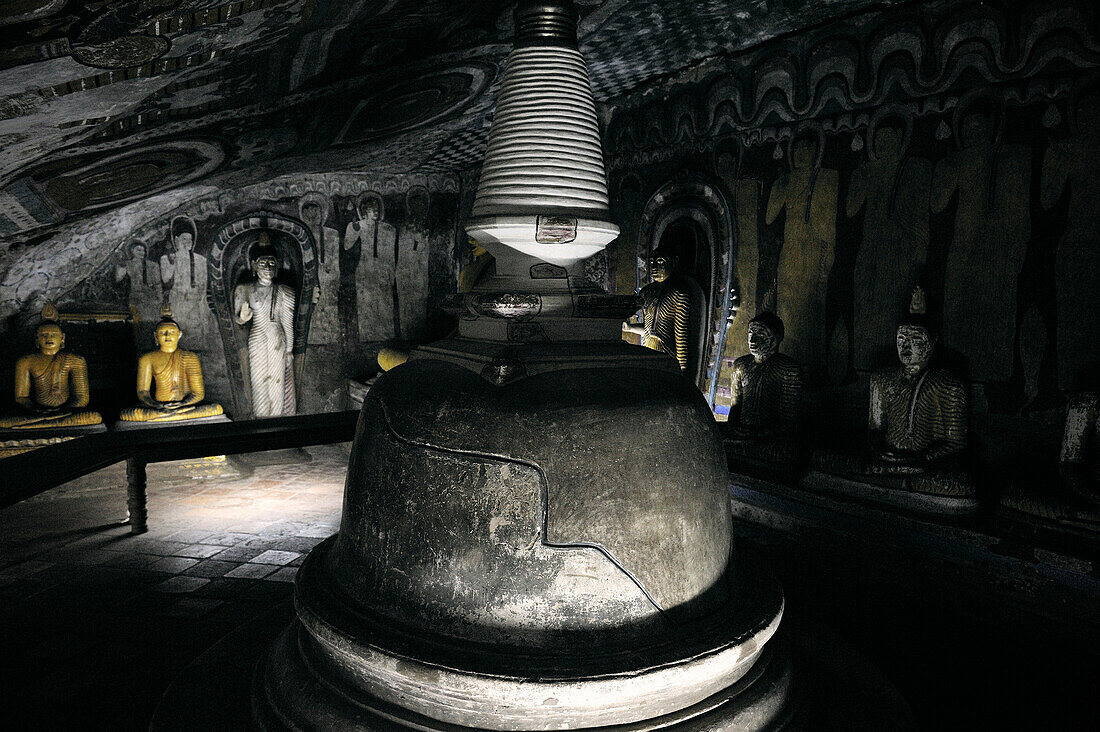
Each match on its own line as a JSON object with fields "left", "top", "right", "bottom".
{"left": 866, "top": 290, "right": 967, "bottom": 475}
{"left": 723, "top": 312, "right": 804, "bottom": 473}
{"left": 623, "top": 252, "right": 692, "bottom": 373}
{"left": 0, "top": 303, "right": 102, "bottom": 429}
{"left": 1060, "top": 392, "right": 1100, "bottom": 506}
{"left": 118, "top": 304, "right": 224, "bottom": 423}
{"left": 809, "top": 288, "right": 974, "bottom": 508}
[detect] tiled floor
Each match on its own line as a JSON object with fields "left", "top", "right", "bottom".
{"left": 0, "top": 445, "right": 349, "bottom": 730}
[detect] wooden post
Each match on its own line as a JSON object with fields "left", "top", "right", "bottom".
{"left": 126, "top": 455, "right": 148, "bottom": 535}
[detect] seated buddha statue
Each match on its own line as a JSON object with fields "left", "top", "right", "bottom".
{"left": 118, "top": 305, "right": 224, "bottom": 423}
{"left": 723, "top": 312, "right": 804, "bottom": 475}
{"left": 1059, "top": 392, "right": 1100, "bottom": 506}
{"left": 623, "top": 252, "right": 692, "bottom": 373}
{"left": 807, "top": 289, "right": 976, "bottom": 510}
{"left": 0, "top": 304, "right": 102, "bottom": 430}
{"left": 997, "top": 391, "right": 1100, "bottom": 538}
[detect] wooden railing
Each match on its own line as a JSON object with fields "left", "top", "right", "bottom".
{"left": 0, "top": 411, "right": 360, "bottom": 533}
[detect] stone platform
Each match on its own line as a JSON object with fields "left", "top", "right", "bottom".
{"left": 112, "top": 414, "right": 232, "bottom": 431}
{"left": 799, "top": 469, "right": 980, "bottom": 517}
{"left": 0, "top": 423, "right": 107, "bottom": 458}
{"left": 1, "top": 455, "right": 1095, "bottom": 728}
{"left": 112, "top": 414, "right": 244, "bottom": 480}
{"left": 728, "top": 475, "right": 1099, "bottom": 647}
{"left": 996, "top": 485, "right": 1100, "bottom": 559}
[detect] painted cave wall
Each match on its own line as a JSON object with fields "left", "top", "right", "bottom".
{"left": 604, "top": 0, "right": 1100, "bottom": 432}
{"left": 0, "top": 173, "right": 463, "bottom": 419}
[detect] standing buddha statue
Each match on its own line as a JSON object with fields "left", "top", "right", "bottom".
{"left": 234, "top": 233, "right": 297, "bottom": 417}
{"left": 0, "top": 303, "right": 102, "bottom": 429}
{"left": 623, "top": 253, "right": 692, "bottom": 373}
{"left": 118, "top": 304, "right": 224, "bottom": 423}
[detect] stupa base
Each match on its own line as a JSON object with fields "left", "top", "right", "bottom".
{"left": 253, "top": 537, "right": 790, "bottom": 731}
{"left": 253, "top": 622, "right": 798, "bottom": 732}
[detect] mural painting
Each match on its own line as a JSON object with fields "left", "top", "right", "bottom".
{"left": 931, "top": 95, "right": 1031, "bottom": 383}
{"left": 606, "top": 0, "right": 1100, "bottom": 413}
{"left": 845, "top": 112, "right": 932, "bottom": 372}
{"left": 764, "top": 129, "right": 838, "bottom": 372}
{"left": 0, "top": 174, "right": 461, "bottom": 418}
{"left": 1041, "top": 84, "right": 1100, "bottom": 390}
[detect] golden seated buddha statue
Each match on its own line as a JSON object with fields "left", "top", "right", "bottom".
{"left": 0, "top": 304, "right": 102, "bottom": 430}
{"left": 118, "top": 305, "right": 223, "bottom": 423}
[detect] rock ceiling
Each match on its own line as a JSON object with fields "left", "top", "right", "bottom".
{"left": 0, "top": 0, "right": 892, "bottom": 250}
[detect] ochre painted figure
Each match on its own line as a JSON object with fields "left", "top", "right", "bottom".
{"left": 119, "top": 305, "right": 224, "bottom": 423}
{"left": 765, "top": 134, "right": 839, "bottom": 370}
{"left": 0, "top": 304, "right": 102, "bottom": 429}
{"left": 931, "top": 103, "right": 1030, "bottom": 383}
{"left": 623, "top": 253, "right": 691, "bottom": 372}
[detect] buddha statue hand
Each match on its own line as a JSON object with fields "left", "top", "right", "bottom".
{"left": 238, "top": 300, "right": 253, "bottom": 322}
{"left": 870, "top": 450, "right": 925, "bottom": 475}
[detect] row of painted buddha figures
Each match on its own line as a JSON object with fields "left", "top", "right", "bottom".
{"left": 0, "top": 303, "right": 222, "bottom": 432}
{"left": 633, "top": 273, "right": 1098, "bottom": 512}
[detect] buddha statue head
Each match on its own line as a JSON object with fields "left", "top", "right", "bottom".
{"left": 153, "top": 304, "right": 182, "bottom": 353}
{"left": 35, "top": 303, "right": 64, "bottom": 356}
{"left": 747, "top": 312, "right": 783, "bottom": 362}
{"left": 896, "top": 287, "right": 937, "bottom": 375}
{"left": 249, "top": 233, "right": 279, "bottom": 285}
{"left": 648, "top": 251, "right": 677, "bottom": 283}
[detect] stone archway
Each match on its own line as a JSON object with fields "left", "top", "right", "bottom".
{"left": 637, "top": 178, "right": 735, "bottom": 412}
{"left": 208, "top": 212, "right": 318, "bottom": 418}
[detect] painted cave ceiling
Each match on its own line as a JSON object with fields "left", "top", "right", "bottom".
{"left": 0, "top": 0, "right": 896, "bottom": 249}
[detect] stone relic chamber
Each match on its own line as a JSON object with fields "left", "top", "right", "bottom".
{"left": 254, "top": 3, "right": 793, "bottom": 729}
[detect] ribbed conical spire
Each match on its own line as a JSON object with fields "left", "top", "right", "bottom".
{"left": 466, "top": 0, "right": 618, "bottom": 267}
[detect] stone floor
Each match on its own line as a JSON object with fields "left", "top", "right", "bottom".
{"left": 0, "top": 446, "right": 348, "bottom": 730}
{"left": 2, "top": 444, "right": 1097, "bottom": 730}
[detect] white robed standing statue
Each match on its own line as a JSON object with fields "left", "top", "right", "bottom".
{"left": 234, "top": 233, "right": 297, "bottom": 417}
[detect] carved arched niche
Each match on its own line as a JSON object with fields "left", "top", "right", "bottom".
{"left": 636, "top": 178, "right": 735, "bottom": 411}
{"left": 207, "top": 212, "right": 319, "bottom": 418}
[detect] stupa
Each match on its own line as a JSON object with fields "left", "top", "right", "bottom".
{"left": 253, "top": 2, "right": 793, "bottom": 728}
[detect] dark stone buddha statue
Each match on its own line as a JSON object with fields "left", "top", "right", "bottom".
{"left": 723, "top": 312, "right": 804, "bottom": 476}
{"left": 806, "top": 289, "right": 977, "bottom": 514}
